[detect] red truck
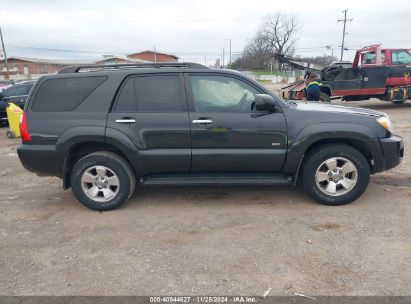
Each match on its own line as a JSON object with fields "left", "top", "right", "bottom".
{"left": 282, "top": 45, "right": 411, "bottom": 104}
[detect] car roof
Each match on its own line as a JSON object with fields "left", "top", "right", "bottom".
{"left": 39, "top": 65, "right": 246, "bottom": 80}
{"left": 58, "top": 62, "right": 208, "bottom": 74}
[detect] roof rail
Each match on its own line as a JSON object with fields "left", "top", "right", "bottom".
{"left": 58, "top": 62, "right": 208, "bottom": 74}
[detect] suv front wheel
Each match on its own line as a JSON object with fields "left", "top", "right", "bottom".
{"left": 70, "top": 151, "right": 135, "bottom": 211}
{"left": 302, "top": 145, "right": 370, "bottom": 206}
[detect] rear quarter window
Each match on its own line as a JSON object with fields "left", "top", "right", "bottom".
{"left": 31, "top": 76, "right": 107, "bottom": 112}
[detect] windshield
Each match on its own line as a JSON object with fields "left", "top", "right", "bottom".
{"left": 2, "top": 83, "right": 34, "bottom": 97}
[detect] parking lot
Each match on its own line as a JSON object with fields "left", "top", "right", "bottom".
{"left": 0, "top": 98, "right": 410, "bottom": 296}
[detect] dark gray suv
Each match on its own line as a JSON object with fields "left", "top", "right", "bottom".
{"left": 17, "top": 63, "right": 404, "bottom": 211}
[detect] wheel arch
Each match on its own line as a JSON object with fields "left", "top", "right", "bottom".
{"left": 62, "top": 141, "right": 138, "bottom": 189}
{"left": 303, "top": 138, "right": 373, "bottom": 167}
{"left": 284, "top": 122, "right": 382, "bottom": 182}
{"left": 292, "top": 138, "right": 375, "bottom": 185}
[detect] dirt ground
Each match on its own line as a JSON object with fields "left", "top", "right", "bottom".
{"left": 0, "top": 96, "right": 410, "bottom": 296}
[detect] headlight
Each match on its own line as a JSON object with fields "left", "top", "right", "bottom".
{"left": 377, "top": 115, "right": 394, "bottom": 133}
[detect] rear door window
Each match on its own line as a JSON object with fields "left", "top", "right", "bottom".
{"left": 391, "top": 50, "right": 411, "bottom": 65}
{"left": 32, "top": 76, "right": 107, "bottom": 112}
{"left": 114, "top": 74, "right": 185, "bottom": 112}
{"left": 115, "top": 77, "right": 137, "bottom": 112}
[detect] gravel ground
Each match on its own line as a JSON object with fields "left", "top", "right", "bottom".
{"left": 0, "top": 97, "right": 410, "bottom": 296}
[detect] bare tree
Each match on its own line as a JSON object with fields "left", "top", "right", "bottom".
{"left": 244, "top": 34, "right": 272, "bottom": 68}
{"left": 231, "top": 35, "right": 272, "bottom": 70}
{"left": 232, "top": 11, "right": 300, "bottom": 71}
{"left": 260, "top": 12, "right": 300, "bottom": 70}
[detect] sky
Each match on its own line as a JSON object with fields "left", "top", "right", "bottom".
{"left": 0, "top": 0, "right": 410, "bottom": 65}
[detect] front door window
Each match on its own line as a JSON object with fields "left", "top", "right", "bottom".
{"left": 362, "top": 52, "right": 376, "bottom": 65}
{"left": 189, "top": 75, "right": 258, "bottom": 113}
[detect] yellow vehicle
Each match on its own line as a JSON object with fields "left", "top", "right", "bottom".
{"left": 6, "top": 103, "right": 23, "bottom": 139}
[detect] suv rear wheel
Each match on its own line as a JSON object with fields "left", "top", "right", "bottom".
{"left": 302, "top": 145, "right": 370, "bottom": 206}
{"left": 70, "top": 151, "right": 135, "bottom": 211}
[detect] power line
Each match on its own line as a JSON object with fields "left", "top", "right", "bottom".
{"left": 8, "top": 44, "right": 346, "bottom": 55}
{"left": 8, "top": 45, "right": 245, "bottom": 56}
{"left": 6, "top": 44, "right": 360, "bottom": 62}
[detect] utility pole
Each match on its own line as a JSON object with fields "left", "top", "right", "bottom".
{"left": 337, "top": 9, "right": 353, "bottom": 61}
{"left": 0, "top": 25, "right": 9, "bottom": 80}
{"left": 226, "top": 38, "right": 231, "bottom": 68}
{"left": 220, "top": 49, "right": 222, "bottom": 68}
{"left": 325, "top": 45, "right": 334, "bottom": 59}
{"left": 204, "top": 54, "right": 207, "bottom": 66}
{"left": 153, "top": 45, "right": 157, "bottom": 62}
{"left": 222, "top": 48, "right": 225, "bottom": 68}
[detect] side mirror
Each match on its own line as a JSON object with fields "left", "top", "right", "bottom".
{"left": 254, "top": 94, "right": 277, "bottom": 112}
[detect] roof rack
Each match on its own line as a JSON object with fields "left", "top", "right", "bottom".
{"left": 58, "top": 62, "right": 208, "bottom": 74}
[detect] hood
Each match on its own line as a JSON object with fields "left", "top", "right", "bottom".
{"left": 289, "top": 101, "right": 384, "bottom": 118}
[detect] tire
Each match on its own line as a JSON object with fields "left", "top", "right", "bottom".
{"left": 319, "top": 92, "right": 331, "bottom": 103}
{"left": 392, "top": 99, "right": 405, "bottom": 104}
{"left": 70, "top": 151, "right": 136, "bottom": 211}
{"left": 302, "top": 145, "right": 370, "bottom": 206}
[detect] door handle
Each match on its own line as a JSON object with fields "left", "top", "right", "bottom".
{"left": 192, "top": 119, "right": 213, "bottom": 124}
{"left": 116, "top": 119, "right": 136, "bottom": 124}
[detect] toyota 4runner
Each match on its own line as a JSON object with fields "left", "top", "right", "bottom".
{"left": 17, "top": 63, "right": 404, "bottom": 211}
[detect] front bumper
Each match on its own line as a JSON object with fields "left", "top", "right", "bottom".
{"left": 378, "top": 135, "right": 404, "bottom": 171}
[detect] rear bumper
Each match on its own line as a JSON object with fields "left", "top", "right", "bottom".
{"left": 377, "top": 135, "right": 404, "bottom": 171}
{"left": 17, "top": 144, "right": 61, "bottom": 177}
